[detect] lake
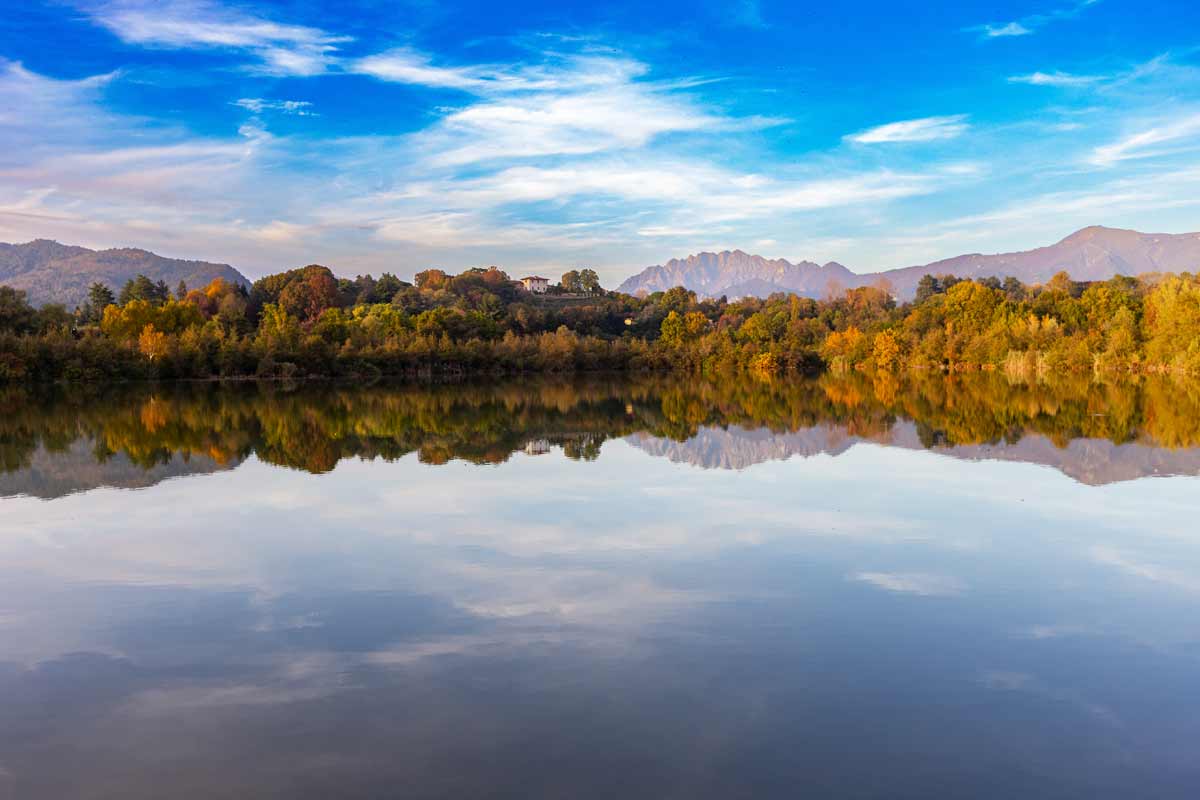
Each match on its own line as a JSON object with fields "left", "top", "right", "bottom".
{"left": 2, "top": 373, "right": 1200, "bottom": 798}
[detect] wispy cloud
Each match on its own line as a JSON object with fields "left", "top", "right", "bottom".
{"left": 234, "top": 98, "right": 315, "bottom": 116}
{"left": 980, "top": 22, "right": 1032, "bottom": 38}
{"left": 968, "top": 0, "right": 1100, "bottom": 40}
{"left": 845, "top": 115, "right": 969, "bottom": 144}
{"left": 1090, "top": 111, "right": 1200, "bottom": 166}
{"left": 404, "top": 54, "right": 781, "bottom": 166}
{"left": 0, "top": 60, "right": 119, "bottom": 141}
{"left": 81, "top": 0, "right": 347, "bottom": 75}
{"left": 1007, "top": 53, "right": 1191, "bottom": 90}
{"left": 1008, "top": 71, "right": 1103, "bottom": 87}
{"left": 422, "top": 162, "right": 947, "bottom": 222}
{"left": 352, "top": 48, "right": 536, "bottom": 91}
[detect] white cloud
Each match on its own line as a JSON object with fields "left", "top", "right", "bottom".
{"left": 0, "top": 60, "right": 119, "bottom": 143}
{"left": 968, "top": 0, "right": 1099, "bottom": 40}
{"left": 352, "top": 48, "right": 545, "bottom": 92}
{"left": 386, "top": 161, "right": 949, "bottom": 232}
{"left": 845, "top": 115, "right": 969, "bottom": 144}
{"left": 1090, "top": 112, "right": 1200, "bottom": 166}
{"left": 81, "top": 0, "right": 346, "bottom": 75}
{"left": 983, "top": 22, "right": 1032, "bottom": 37}
{"left": 234, "top": 98, "right": 315, "bottom": 116}
{"left": 403, "top": 55, "right": 780, "bottom": 166}
{"left": 252, "top": 220, "right": 309, "bottom": 242}
{"left": 1009, "top": 71, "right": 1103, "bottom": 87}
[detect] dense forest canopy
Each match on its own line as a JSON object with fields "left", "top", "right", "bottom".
{"left": 2, "top": 261, "right": 1200, "bottom": 382}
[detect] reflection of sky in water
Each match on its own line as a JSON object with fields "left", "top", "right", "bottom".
{"left": 1, "top": 440, "right": 1199, "bottom": 798}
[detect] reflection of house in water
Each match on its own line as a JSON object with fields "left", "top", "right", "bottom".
{"left": 521, "top": 434, "right": 606, "bottom": 461}
{"left": 524, "top": 439, "right": 552, "bottom": 456}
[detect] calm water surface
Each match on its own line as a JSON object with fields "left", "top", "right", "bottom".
{"left": 2, "top": 374, "right": 1200, "bottom": 798}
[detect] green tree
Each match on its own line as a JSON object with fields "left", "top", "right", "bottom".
{"left": 84, "top": 282, "right": 116, "bottom": 324}
{"left": 660, "top": 310, "right": 686, "bottom": 347}
{"left": 118, "top": 275, "right": 169, "bottom": 306}
{"left": 36, "top": 304, "right": 74, "bottom": 334}
{"left": 0, "top": 286, "right": 37, "bottom": 333}
{"left": 561, "top": 270, "right": 582, "bottom": 293}
{"left": 578, "top": 268, "right": 601, "bottom": 294}
{"left": 257, "top": 303, "right": 301, "bottom": 351}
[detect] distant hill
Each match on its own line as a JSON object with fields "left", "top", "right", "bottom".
{"left": 0, "top": 239, "right": 250, "bottom": 308}
{"left": 618, "top": 226, "right": 1200, "bottom": 300}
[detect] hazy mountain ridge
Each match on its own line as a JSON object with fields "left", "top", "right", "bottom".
{"left": 618, "top": 227, "right": 1200, "bottom": 300}
{"left": 0, "top": 239, "right": 250, "bottom": 307}
{"left": 0, "top": 440, "right": 240, "bottom": 500}
{"left": 619, "top": 250, "right": 855, "bottom": 299}
{"left": 627, "top": 422, "right": 1200, "bottom": 486}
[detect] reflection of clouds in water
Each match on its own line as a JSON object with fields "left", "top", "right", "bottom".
{"left": 446, "top": 563, "right": 716, "bottom": 624}
{"left": 978, "top": 670, "right": 1121, "bottom": 727}
{"left": 1021, "top": 624, "right": 1094, "bottom": 640}
{"left": 4, "top": 384, "right": 1200, "bottom": 796}
{"left": 1091, "top": 546, "right": 1200, "bottom": 593}
{"left": 363, "top": 630, "right": 628, "bottom": 668}
{"left": 126, "top": 682, "right": 350, "bottom": 714}
{"left": 2, "top": 436, "right": 1200, "bottom": 670}
{"left": 850, "top": 571, "right": 966, "bottom": 596}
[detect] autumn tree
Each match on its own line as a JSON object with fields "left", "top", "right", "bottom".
{"left": 138, "top": 324, "right": 169, "bottom": 361}
{"left": 414, "top": 269, "right": 449, "bottom": 290}
{"left": 872, "top": 329, "right": 902, "bottom": 370}
{"left": 277, "top": 266, "right": 341, "bottom": 322}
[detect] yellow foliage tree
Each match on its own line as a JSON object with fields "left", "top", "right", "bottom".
{"left": 871, "top": 329, "right": 902, "bottom": 371}
{"left": 138, "top": 324, "right": 168, "bottom": 361}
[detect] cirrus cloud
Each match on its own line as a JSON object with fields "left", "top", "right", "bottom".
{"left": 845, "top": 114, "right": 969, "bottom": 144}
{"left": 80, "top": 0, "right": 348, "bottom": 75}
{"left": 1008, "top": 71, "right": 1103, "bottom": 87}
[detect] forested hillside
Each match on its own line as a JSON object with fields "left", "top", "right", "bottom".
{"left": 2, "top": 262, "right": 1200, "bottom": 382}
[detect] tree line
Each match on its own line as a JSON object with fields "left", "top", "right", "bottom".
{"left": 6, "top": 371, "right": 1200, "bottom": 483}
{"left": 1, "top": 261, "right": 1199, "bottom": 382}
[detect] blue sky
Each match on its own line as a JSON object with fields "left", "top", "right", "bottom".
{"left": 1, "top": 0, "right": 1198, "bottom": 284}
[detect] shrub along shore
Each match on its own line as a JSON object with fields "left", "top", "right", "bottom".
{"left": 2, "top": 264, "right": 1199, "bottom": 383}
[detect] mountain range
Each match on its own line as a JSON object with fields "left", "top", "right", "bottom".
{"left": 0, "top": 239, "right": 249, "bottom": 308}
{"left": 617, "top": 226, "right": 1200, "bottom": 300}
{"left": 6, "top": 225, "right": 1200, "bottom": 309}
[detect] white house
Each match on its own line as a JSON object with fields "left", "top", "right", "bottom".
{"left": 518, "top": 276, "right": 550, "bottom": 294}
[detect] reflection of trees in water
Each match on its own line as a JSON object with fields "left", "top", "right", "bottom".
{"left": 3, "top": 372, "right": 1200, "bottom": 479}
